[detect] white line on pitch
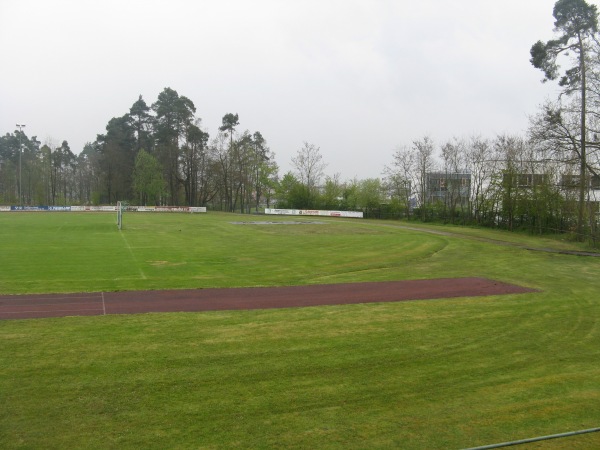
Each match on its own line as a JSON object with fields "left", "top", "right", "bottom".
{"left": 119, "top": 231, "right": 147, "bottom": 279}
{"left": 101, "top": 292, "right": 106, "bottom": 315}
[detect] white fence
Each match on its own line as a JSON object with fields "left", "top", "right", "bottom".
{"left": 1, "top": 205, "right": 207, "bottom": 213}
{"left": 264, "top": 208, "right": 363, "bottom": 218}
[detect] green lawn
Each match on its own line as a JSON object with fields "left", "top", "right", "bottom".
{"left": 1, "top": 212, "right": 599, "bottom": 449}
{"left": 0, "top": 212, "right": 451, "bottom": 293}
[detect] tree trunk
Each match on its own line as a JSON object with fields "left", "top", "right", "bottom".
{"left": 577, "top": 35, "right": 587, "bottom": 241}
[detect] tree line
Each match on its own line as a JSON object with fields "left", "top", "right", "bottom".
{"left": 2, "top": 0, "right": 600, "bottom": 243}
{"left": 1, "top": 88, "right": 279, "bottom": 212}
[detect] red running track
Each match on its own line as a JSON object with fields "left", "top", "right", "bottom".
{"left": 0, "top": 278, "right": 538, "bottom": 320}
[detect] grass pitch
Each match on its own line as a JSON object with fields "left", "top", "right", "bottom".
{"left": 1, "top": 212, "right": 599, "bottom": 449}
{"left": 0, "top": 212, "right": 449, "bottom": 293}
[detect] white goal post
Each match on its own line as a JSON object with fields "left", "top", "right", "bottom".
{"left": 117, "top": 201, "right": 123, "bottom": 229}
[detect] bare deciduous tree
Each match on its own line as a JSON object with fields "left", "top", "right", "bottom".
{"left": 291, "top": 142, "right": 327, "bottom": 200}
{"left": 384, "top": 145, "right": 415, "bottom": 218}
{"left": 413, "top": 136, "right": 436, "bottom": 218}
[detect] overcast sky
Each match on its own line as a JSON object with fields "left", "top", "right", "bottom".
{"left": 0, "top": 0, "right": 588, "bottom": 179}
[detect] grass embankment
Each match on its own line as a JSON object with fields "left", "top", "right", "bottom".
{"left": 1, "top": 212, "right": 599, "bottom": 449}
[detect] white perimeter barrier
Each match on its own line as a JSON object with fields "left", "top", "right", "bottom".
{"left": 1, "top": 205, "right": 207, "bottom": 213}
{"left": 127, "top": 206, "right": 207, "bottom": 213}
{"left": 265, "top": 208, "right": 363, "bottom": 218}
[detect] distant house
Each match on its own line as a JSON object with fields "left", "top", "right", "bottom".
{"left": 384, "top": 177, "right": 411, "bottom": 202}
{"left": 426, "top": 172, "right": 471, "bottom": 206}
{"left": 560, "top": 173, "right": 600, "bottom": 214}
{"left": 502, "top": 172, "right": 548, "bottom": 188}
{"left": 560, "top": 174, "right": 600, "bottom": 190}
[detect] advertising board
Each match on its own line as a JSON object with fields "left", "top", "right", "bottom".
{"left": 265, "top": 208, "right": 363, "bottom": 218}
{"left": 0, "top": 205, "right": 205, "bottom": 213}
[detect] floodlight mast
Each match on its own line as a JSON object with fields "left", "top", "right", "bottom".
{"left": 16, "top": 124, "right": 26, "bottom": 208}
